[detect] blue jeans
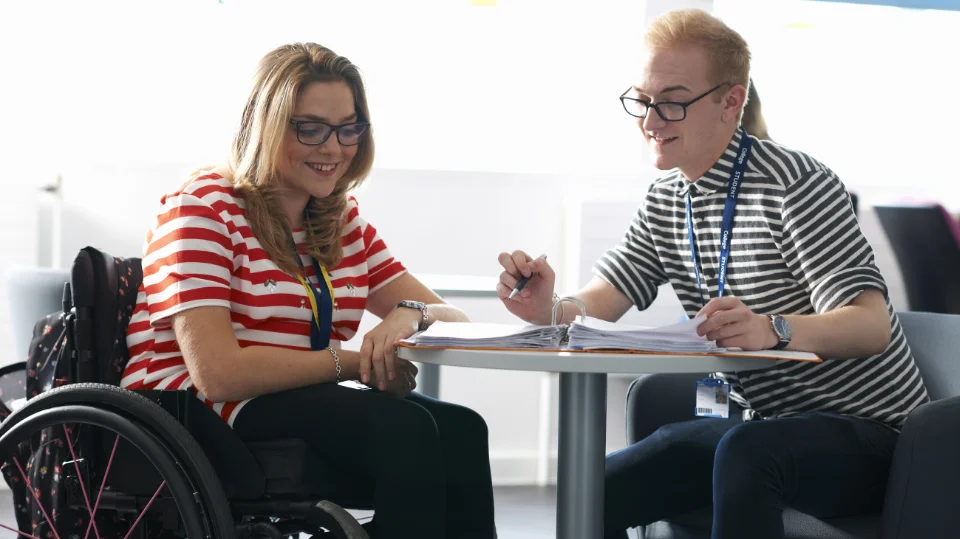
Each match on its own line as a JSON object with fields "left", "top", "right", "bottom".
{"left": 603, "top": 412, "right": 898, "bottom": 539}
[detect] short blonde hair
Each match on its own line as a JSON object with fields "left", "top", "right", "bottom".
{"left": 645, "top": 9, "right": 751, "bottom": 96}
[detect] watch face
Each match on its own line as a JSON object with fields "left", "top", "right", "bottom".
{"left": 774, "top": 316, "right": 792, "bottom": 340}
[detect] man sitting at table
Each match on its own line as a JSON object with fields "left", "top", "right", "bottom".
{"left": 494, "top": 8, "right": 928, "bottom": 539}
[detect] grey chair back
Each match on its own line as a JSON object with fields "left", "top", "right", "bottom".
{"left": 875, "top": 204, "right": 960, "bottom": 314}
{"left": 897, "top": 311, "right": 960, "bottom": 402}
{"left": 3, "top": 266, "right": 70, "bottom": 362}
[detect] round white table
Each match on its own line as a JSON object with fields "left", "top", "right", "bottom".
{"left": 396, "top": 346, "right": 781, "bottom": 539}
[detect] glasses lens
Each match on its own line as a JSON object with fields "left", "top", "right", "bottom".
{"left": 657, "top": 103, "right": 686, "bottom": 121}
{"left": 338, "top": 123, "right": 368, "bottom": 146}
{"left": 296, "top": 123, "right": 333, "bottom": 145}
{"left": 621, "top": 98, "right": 647, "bottom": 118}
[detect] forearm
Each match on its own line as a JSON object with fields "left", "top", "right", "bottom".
{"left": 424, "top": 303, "right": 470, "bottom": 325}
{"left": 783, "top": 290, "right": 891, "bottom": 359}
{"left": 200, "top": 346, "right": 362, "bottom": 402}
{"left": 548, "top": 277, "right": 634, "bottom": 325}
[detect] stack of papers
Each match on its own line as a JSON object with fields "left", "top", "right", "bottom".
{"left": 404, "top": 321, "right": 566, "bottom": 349}
{"left": 567, "top": 316, "right": 721, "bottom": 353}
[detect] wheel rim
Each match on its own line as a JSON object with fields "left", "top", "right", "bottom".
{"left": 0, "top": 405, "right": 212, "bottom": 539}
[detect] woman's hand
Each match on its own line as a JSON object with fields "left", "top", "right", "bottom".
{"left": 359, "top": 306, "right": 422, "bottom": 390}
{"left": 367, "top": 358, "right": 419, "bottom": 398}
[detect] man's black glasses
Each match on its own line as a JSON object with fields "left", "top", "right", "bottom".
{"left": 619, "top": 84, "right": 728, "bottom": 121}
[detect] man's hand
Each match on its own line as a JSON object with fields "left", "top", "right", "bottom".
{"left": 496, "top": 250, "right": 557, "bottom": 325}
{"left": 696, "top": 296, "right": 779, "bottom": 350}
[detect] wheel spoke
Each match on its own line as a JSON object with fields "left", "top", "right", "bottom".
{"left": 121, "top": 481, "right": 166, "bottom": 539}
{"left": 84, "top": 434, "right": 120, "bottom": 539}
{"left": 12, "top": 456, "right": 62, "bottom": 539}
{"left": 63, "top": 425, "right": 101, "bottom": 539}
{"left": 0, "top": 521, "right": 43, "bottom": 539}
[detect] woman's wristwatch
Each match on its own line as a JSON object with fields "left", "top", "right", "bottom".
{"left": 397, "top": 300, "right": 429, "bottom": 331}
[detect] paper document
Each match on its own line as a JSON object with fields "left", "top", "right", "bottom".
{"left": 403, "top": 321, "right": 566, "bottom": 349}
{"left": 567, "top": 315, "right": 722, "bottom": 353}
{"left": 402, "top": 318, "right": 821, "bottom": 362}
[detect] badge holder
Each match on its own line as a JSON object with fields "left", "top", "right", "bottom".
{"left": 695, "top": 378, "right": 731, "bottom": 418}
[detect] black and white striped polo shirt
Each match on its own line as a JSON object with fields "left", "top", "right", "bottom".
{"left": 595, "top": 129, "right": 928, "bottom": 429}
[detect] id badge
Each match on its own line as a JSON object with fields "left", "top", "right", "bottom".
{"left": 695, "top": 378, "right": 730, "bottom": 418}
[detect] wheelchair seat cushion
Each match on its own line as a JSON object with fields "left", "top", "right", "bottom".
{"left": 247, "top": 439, "right": 318, "bottom": 497}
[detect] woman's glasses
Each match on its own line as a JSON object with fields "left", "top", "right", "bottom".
{"left": 289, "top": 120, "right": 370, "bottom": 146}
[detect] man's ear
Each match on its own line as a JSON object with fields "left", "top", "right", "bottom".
{"left": 722, "top": 84, "right": 748, "bottom": 123}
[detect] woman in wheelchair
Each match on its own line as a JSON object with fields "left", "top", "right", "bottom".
{"left": 120, "top": 42, "right": 496, "bottom": 539}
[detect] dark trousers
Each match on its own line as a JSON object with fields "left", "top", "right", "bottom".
{"left": 604, "top": 412, "right": 898, "bottom": 539}
{"left": 233, "top": 385, "right": 496, "bottom": 539}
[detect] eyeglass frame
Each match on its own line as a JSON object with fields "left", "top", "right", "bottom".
{"left": 288, "top": 119, "right": 371, "bottom": 146}
{"left": 619, "top": 83, "right": 729, "bottom": 121}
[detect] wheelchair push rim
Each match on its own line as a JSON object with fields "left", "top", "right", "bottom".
{"left": 0, "top": 404, "right": 218, "bottom": 539}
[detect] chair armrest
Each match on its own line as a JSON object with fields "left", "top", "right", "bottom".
{"left": 882, "top": 395, "right": 960, "bottom": 539}
{"left": 625, "top": 373, "right": 710, "bottom": 444}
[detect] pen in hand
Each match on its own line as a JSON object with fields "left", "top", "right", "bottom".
{"left": 508, "top": 254, "right": 547, "bottom": 300}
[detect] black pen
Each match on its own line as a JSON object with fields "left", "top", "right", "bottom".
{"left": 508, "top": 254, "right": 547, "bottom": 300}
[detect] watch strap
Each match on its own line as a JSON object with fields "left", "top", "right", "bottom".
{"left": 398, "top": 300, "right": 429, "bottom": 331}
{"left": 768, "top": 315, "right": 790, "bottom": 350}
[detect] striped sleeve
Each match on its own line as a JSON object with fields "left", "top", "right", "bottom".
{"left": 141, "top": 191, "right": 237, "bottom": 329}
{"left": 780, "top": 170, "right": 887, "bottom": 313}
{"left": 593, "top": 191, "right": 669, "bottom": 311}
{"left": 350, "top": 200, "right": 406, "bottom": 293}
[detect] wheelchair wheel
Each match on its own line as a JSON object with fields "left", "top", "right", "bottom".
{"left": 0, "top": 384, "right": 235, "bottom": 539}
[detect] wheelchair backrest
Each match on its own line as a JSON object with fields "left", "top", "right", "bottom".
{"left": 69, "top": 246, "right": 143, "bottom": 386}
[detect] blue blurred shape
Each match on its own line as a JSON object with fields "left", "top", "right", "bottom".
{"left": 809, "top": 0, "right": 960, "bottom": 10}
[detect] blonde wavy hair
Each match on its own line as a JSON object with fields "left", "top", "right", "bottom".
{"left": 645, "top": 9, "right": 751, "bottom": 121}
{"left": 227, "top": 42, "right": 374, "bottom": 275}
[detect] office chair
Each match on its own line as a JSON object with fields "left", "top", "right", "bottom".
{"left": 874, "top": 203, "right": 960, "bottom": 314}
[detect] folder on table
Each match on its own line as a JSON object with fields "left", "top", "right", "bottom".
{"left": 400, "top": 297, "right": 821, "bottom": 363}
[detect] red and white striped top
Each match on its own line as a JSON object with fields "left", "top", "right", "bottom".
{"left": 122, "top": 173, "right": 406, "bottom": 426}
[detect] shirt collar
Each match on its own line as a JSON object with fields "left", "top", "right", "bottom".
{"left": 676, "top": 129, "right": 748, "bottom": 198}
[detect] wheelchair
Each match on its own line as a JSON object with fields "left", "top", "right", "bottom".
{"left": 0, "top": 247, "right": 371, "bottom": 539}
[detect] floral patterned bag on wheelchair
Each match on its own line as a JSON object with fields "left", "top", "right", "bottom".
{"left": 0, "top": 308, "right": 130, "bottom": 538}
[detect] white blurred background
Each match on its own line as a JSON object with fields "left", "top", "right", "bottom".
{"left": 1, "top": 0, "right": 958, "bottom": 485}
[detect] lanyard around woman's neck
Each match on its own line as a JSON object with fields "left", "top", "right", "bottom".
{"left": 290, "top": 238, "right": 336, "bottom": 351}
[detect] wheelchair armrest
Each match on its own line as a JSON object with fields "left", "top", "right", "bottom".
{"left": 882, "top": 395, "right": 960, "bottom": 539}
{"left": 625, "top": 372, "right": 710, "bottom": 444}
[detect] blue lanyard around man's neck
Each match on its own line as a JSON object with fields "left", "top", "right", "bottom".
{"left": 684, "top": 127, "right": 753, "bottom": 307}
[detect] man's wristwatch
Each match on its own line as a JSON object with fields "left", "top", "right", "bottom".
{"left": 397, "top": 300, "right": 429, "bottom": 331}
{"left": 768, "top": 314, "right": 792, "bottom": 350}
